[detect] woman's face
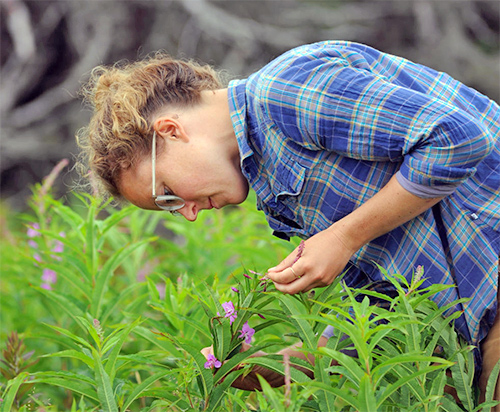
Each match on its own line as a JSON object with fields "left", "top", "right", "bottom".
{"left": 119, "top": 133, "right": 249, "bottom": 221}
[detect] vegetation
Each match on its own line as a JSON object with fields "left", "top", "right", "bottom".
{"left": 1, "top": 168, "right": 499, "bottom": 412}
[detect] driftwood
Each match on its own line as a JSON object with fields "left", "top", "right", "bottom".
{"left": 0, "top": 0, "right": 498, "bottom": 206}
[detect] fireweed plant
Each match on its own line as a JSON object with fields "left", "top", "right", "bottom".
{"left": 0, "top": 161, "right": 499, "bottom": 411}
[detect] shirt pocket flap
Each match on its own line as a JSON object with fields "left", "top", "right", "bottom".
{"left": 271, "top": 161, "right": 306, "bottom": 198}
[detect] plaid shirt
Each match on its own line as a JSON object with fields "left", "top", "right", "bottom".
{"left": 227, "top": 41, "right": 500, "bottom": 352}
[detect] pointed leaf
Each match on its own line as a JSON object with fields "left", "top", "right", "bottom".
{"left": 121, "top": 370, "right": 174, "bottom": 411}
{"left": 91, "top": 238, "right": 152, "bottom": 317}
{"left": 94, "top": 354, "right": 118, "bottom": 412}
{"left": 41, "top": 349, "right": 94, "bottom": 368}
{"left": 1, "top": 372, "right": 29, "bottom": 412}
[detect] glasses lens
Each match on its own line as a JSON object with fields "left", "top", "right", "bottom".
{"left": 155, "top": 195, "right": 185, "bottom": 211}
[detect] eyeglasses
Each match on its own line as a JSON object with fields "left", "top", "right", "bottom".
{"left": 152, "top": 131, "right": 185, "bottom": 214}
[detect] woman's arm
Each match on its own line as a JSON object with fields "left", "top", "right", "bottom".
{"left": 266, "top": 175, "right": 445, "bottom": 293}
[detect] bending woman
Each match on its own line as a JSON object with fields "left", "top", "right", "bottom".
{"left": 76, "top": 41, "right": 500, "bottom": 402}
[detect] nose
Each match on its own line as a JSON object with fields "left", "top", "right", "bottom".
{"left": 177, "top": 202, "right": 198, "bottom": 222}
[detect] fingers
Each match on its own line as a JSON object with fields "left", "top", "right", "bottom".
{"left": 273, "top": 276, "right": 323, "bottom": 294}
{"left": 201, "top": 345, "right": 214, "bottom": 359}
{"left": 267, "top": 265, "right": 303, "bottom": 285}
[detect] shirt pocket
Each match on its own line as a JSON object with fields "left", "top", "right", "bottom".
{"left": 271, "top": 159, "right": 306, "bottom": 200}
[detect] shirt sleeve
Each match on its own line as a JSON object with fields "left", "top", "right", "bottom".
{"left": 261, "top": 62, "right": 494, "bottom": 196}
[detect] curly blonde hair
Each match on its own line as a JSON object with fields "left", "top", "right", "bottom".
{"left": 75, "top": 53, "right": 225, "bottom": 200}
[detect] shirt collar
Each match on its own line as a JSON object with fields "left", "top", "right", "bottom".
{"left": 227, "top": 79, "right": 254, "bottom": 163}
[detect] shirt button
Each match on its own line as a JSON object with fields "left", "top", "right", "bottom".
{"left": 470, "top": 213, "right": 479, "bottom": 220}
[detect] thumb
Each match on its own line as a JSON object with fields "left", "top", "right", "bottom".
{"left": 201, "top": 345, "right": 214, "bottom": 359}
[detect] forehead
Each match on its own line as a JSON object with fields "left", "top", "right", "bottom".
{"left": 118, "top": 157, "right": 156, "bottom": 210}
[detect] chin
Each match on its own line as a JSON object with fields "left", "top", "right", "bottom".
{"left": 226, "top": 187, "right": 249, "bottom": 207}
{"left": 236, "top": 184, "right": 250, "bottom": 204}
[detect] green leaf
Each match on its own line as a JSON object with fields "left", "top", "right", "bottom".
{"left": 46, "top": 256, "right": 92, "bottom": 293}
{"left": 132, "top": 326, "right": 182, "bottom": 357}
{"left": 43, "top": 323, "right": 93, "bottom": 349}
{"left": 278, "top": 294, "right": 317, "bottom": 349}
{"left": 104, "top": 318, "right": 142, "bottom": 381}
{"left": 254, "top": 374, "right": 284, "bottom": 411}
{"left": 308, "top": 380, "right": 360, "bottom": 410}
{"left": 448, "top": 331, "right": 475, "bottom": 410}
{"left": 205, "top": 369, "right": 247, "bottom": 412}
{"left": 163, "top": 333, "right": 214, "bottom": 397}
{"left": 212, "top": 341, "right": 287, "bottom": 385}
{"left": 31, "top": 371, "right": 98, "bottom": 401}
{"left": 372, "top": 353, "right": 452, "bottom": 385}
{"left": 1, "top": 372, "right": 28, "bottom": 412}
{"left": 318, "top": 347, "right": 365, "bottom": 385}
{"left": 90, "top": 238, "right": 152, "bottom": 318}
{"left": 35, "top": 287, "right": 86, "bottom": 329}
{"left": 358, "top": 374, "right": 378, "bottom": 412}
{"left": 47, "top": 198, "right": 86, "bottom": 241}
{"left": 475, "top": 358, "right": 500, "bottom": 412}
{"left": 440, "top": 393, "right": 466, "bottom": 411}
{"left": 41, "top": 349, "right": 94, "bottom": 368}
{"left": 243, "top": 355, "right": 312, "bottom": 384}
{"left": 121, "top": 370, "right": 174, "bottom": 411}
{"left": 85, "top": 201, "right": 98, "bottom": 277}
{"left": 99, "top": 205, "right": 136, "bottom": 236}
{"left": 376, "top": 364, "right": 448, "bottom": 407}
{"left": 94, "top": 353, "right": 118, "bottom": 412}
{"left": 314, "top": 355, "right": 337, "bottom": 412}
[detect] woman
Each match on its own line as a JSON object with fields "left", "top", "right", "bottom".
{"left": 77, "top": 41, "right": 499, "bottom": 401}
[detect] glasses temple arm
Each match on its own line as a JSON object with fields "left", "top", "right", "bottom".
{"left": 152, "top": 131, "right": 156, "bottom": 197}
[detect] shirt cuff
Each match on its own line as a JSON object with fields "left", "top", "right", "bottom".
{"left": 396, "top": 171, "right": 460, "bottom": 199}
{"left": 322, "top": 325, "right": 335, "bottom": 339}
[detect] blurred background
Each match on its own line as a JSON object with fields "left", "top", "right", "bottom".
{"left": 1, "top": 0, "right": 499, "bottom": 210}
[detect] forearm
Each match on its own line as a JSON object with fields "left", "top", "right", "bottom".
{"left": 329, "top": 174, "right": 445, "bottom": 254}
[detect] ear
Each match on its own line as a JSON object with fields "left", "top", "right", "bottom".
{"left": 153, "top": 115, "right": 188, "bottom": 142}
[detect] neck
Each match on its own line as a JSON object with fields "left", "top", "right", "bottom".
{"left": 188, "top": 88, "right": 239, "bottom": 154}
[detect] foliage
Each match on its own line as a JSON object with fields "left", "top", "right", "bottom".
{"left": 1, "top": 170, "right": 499, "bottom": 411}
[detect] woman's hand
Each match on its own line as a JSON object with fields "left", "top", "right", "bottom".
{"left": 266, "top": 226, "right": 355, "bottom": 294}
{"left": 200, "top": 340, "right": 320, "bottom": 391}
{"left": 200, "top": 344, "right": 286, "bottom": 391}
{"left": 267, "top": 175, "right": 446, "bottom": 295}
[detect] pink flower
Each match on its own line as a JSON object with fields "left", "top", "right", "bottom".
{"left": 52, "top": 241, "right": 64, "bottom": 254}
{"left": 292, "top": 240, "right": 305, "bottom": 264}
{"left": 156, "top": 283, "right": 166, "bottom": 299}
{"left": 243, "top": 273, "right": 252, "bottom": 279}
{"left": 231, "top": 287, "right": 239, "bottom": 293}
{"left": 27, "top": 223, "right": 40, "bottom": 238}
{"left": 238, "top": 321, "right": 255, "bottom": 344}
{"left": 41, "top": 283, "right": 52, "bottom": 290}
{"left": 41, "top": 269, "right": 57, "bottom": 284}
{"left": 221, "top": 301, "right": 237, "bottom": 324}
{"left": 204, "top": 354, "right": 222, "bottom": 369}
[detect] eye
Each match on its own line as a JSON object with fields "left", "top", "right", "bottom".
{"left": 163, "top": 187, "right": 173, "bottom": 196}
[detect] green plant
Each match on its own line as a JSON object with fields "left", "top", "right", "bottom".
{"left": 1, "top": 163, "right": 499, "bottom": 411}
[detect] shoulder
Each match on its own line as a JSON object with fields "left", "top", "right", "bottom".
{"left": 251, "top": 41, "right": 354, "bottom": 82}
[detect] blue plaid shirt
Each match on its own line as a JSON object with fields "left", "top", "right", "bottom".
{"left": 227, "top": 41, "right": 500, "bottom": 352}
